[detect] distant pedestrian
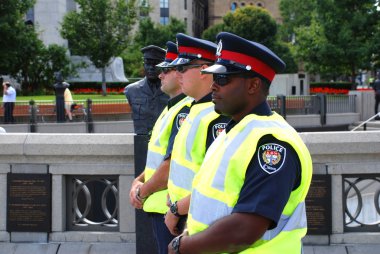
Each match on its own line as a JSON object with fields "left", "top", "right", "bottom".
{"left": 373, "top": 74, "right": 380, "bottom": 119}
{"left": 2, "top": 81, "right": 16, "bottom": 124}
{"left": 64, "top": 87, "right": 73, "bottom": 121}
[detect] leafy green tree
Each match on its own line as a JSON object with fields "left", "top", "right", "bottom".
{"left": 293, "top": 0, "right": 380, "bottom": 82}
{"left": 122, "top": 17, "right": 186, "bottom": 77}
{"left": 0, "top": 0, "right": 35, "bottom": 74}
{"left": 61, "top": 0, "right": 137, "bottom": 95}
{"left": 202, "top": 23, "right": 224, "bottom": 42}
{"left": 202, "top": 6, "right": 297, "bottom": 73}
{"left": 279, "top": 0, "right": 316, "bottom": 42}
{"left": 13, "top": 25, "right": 74, "bottom": 94}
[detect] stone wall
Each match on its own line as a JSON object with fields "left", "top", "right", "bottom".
{"left": 0, "top": 131, "right": 379, "bottom": 253}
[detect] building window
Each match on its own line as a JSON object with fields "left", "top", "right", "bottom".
{"left": 160, "top": 17, "right": 169, "bottom": 25}
{"left": 26, "top": 8, "right": 34, "bottom": 24}
{"left": 160, "top": 0, "right": 169, "bottom": 8}
{"left": 160, "top": 0, "right": 169, "bottom": 25}
{"left": 241, "top": 2, "right": 245, "bottom": 7}
{"left": 257, "top": 2, "right": 264, "bottom": 7}
{"left": 231, "top": 2, "right": 237, "bottom": 12}
{"left": 139, "top": 0, "right": 149, "bottom": 17}
{"left": 184, "top": 17, "right": 187, "bottom": 27}
{"left": 184, "top": 0, "right": 187, "bottom": 10}
{"left": 66, "top": 0, "right": 77, "bottom": 12}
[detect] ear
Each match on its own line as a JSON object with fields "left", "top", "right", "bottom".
{"left": 247, "top": 77, "right": 261, "bottom": 95}
{"left": 199, "top": 64, "right": 209, "bottom": 80}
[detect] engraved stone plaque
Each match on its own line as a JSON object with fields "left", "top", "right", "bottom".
{"left": 305, "top": 174, "right": 332, "bottom": 235}
{"left": 7, "top": 173, "right": 51, "bottom": 232}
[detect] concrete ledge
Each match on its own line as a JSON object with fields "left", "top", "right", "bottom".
{"left": 330, "top": 233, "right": 380, "bottom": 244}
{"left": 11, "top": 164, "right": 48, "bottom": 174}
{"left": 49, "top": 232, "right": 135, "bottom": 243}
{"left": 327, "top": 162, "right": 380, "bottom": 174}
{"left": 10, "top": 232, "right": 48, "bottom": 243}
{"left": 0, "top": 134, "right": 27, "bottom": 155}
{"left": 49, "top": 164, "right": 134, "bottom": 175}
{"left": 23, "top": 134, "right": 134, "bottom": 156}
{"left": 304, "top": 245, "right": 347, "bottom": 254}
{"left": 304, "top": 235, "right": 330, "bottom": 245}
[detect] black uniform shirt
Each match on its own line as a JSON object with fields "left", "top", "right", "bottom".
{"left": 164, "top": 93, "right": 190, "bottom": 160}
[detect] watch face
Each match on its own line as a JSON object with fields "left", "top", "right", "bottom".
{"left": 170, "top": 203, "right": 177, "bottom": 214}
{"left": 172, "top": 237, "right": 179, "bottom": 249}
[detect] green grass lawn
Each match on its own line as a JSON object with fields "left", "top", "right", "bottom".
{"left": 10, "top": 94, "right": 126, "bottom": 102}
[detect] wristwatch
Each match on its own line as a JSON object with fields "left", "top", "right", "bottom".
{"left": 171, "top": 235, "right": 183, "bottom": 254}
{"left": 135, "top": 186, "right": 146, "bottom": 202}
{"left": 170, "top": 201, "right": 181, "bottom": 217}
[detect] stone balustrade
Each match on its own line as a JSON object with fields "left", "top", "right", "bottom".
{"left": 0, "top": 131, "right": 379, "bottom": 253}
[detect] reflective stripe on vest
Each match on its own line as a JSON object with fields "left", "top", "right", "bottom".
{"left": 187, "top": 113, "right": 313, "bottom": 253}
{"left": 168, "top": 102, "right": 221, "bottom": 203}
{"left": 143, "top": 96, "right": 192, "bottom": 214}
{"left": 190, "top": 188, "right": 307, "bottom": 241}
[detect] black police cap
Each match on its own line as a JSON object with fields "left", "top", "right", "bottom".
{"left": 141, "top": 45, "right": 166, "bottom": 61}
{"left": 169, "top": 33, "right": 217, "bottom": 66}
{"left": 156, "top": 41, "right": 178, "bottom": 68}
{"left": 202, "top": 32, "right": 286, "bottom": 82}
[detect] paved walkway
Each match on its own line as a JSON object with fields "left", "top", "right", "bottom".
{"left": 1, "top": 243, "right": 380, "bottom": 254}
{"left": 0, "top": 243, "right": 135, "bottom": 254}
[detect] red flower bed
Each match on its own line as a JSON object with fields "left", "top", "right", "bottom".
{"left": 72, "top": 87, "right": 124, "bottom": 94}
{"left": 310, "top": 87, "right": 349, "bottom": 95}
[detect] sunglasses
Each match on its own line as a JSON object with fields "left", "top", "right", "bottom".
{"left": 213, "top": 74, "right": 233, "bottom": 86}
{"left": 161, "top": 68, "right": 175, "bottom": 74}
{"left": 176, "top": 64, "right": 202, "bottom": 73}
{"left": 213, "top": 74, "right": 253, "bottom": 86}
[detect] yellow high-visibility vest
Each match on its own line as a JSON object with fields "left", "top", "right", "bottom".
{"left": 143, "top": 96, "right": 193, "bottom": 214}
{"left": 168, "top": 102, "right": 222, "bottom": 203}
{"left": 187, "top": 112, "right": 313, "bottom": 254}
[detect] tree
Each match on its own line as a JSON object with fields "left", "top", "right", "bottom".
{"left": 61, "top": 0, "right": 137, "bottom": 96}
{"left": 13, "top": 24, "right": 74, "bottom": 94}
{"left": 279, "top": 0, "right": 316, "bottom": 42}
{"left": 0, "top": 0, "right": 35, "bottom": 74}
{"left": 122, "top": 17, "right": 186, "bottom": 77}
{"left": 290, "top": 0, "right": 380, "bottom": 82}
{"left": 202, "top": 6, "right": 297, "bottom": 73}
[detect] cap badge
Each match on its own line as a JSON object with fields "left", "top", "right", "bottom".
{"left": 216, "top": 40, "right": 223, "bottom": 57}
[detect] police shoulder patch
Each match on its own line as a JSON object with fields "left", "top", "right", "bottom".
{"left": 212, "top": 122, "right": 227, "bottom": 140}
{"left": 176, "top": 113, "right": 188, "bottom": 130}
{"left": 257, "top": 143, "right": 286, "bottom": 174}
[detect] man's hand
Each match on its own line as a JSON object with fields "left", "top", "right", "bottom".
{"left": 168, "top": 230, "right": 188, "bottom": 254}
{"left": 129, "top": 180, "right": 144, "bottom": 209}
{"left": 165, "top": 211, "right": 180, "bottom": 236}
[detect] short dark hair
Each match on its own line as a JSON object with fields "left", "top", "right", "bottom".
{"left": 4, "top": 82, "right": 11, "bottom": 88}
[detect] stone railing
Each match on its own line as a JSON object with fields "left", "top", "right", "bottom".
{"left": 0, "top": 131, "right": 379, "bottom": 251}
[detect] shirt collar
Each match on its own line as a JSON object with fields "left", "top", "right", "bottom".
{"left": 167, "top": 93, "right": 186, "bottom": 109}
{"left": 192, "top": 93, "right": 212, "bottom": 106}
{"left": 226, "top": 101, "right": 272, "bottom": 133}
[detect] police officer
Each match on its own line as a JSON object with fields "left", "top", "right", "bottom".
{"left": 125, "top": 45, "right": 169, "bottom": 135}
{"left": 168, "top": 32, "right": 313, "bottom": 254}
{"left": 129, "top": 41, "right": 192, "bottom": 254}
{"left": 164, "top": 34, "right": 230, "bottom": 236}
